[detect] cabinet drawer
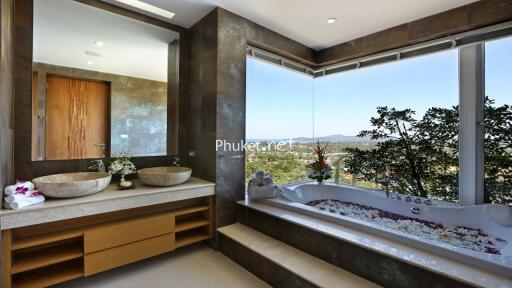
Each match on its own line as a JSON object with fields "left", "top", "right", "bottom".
{"left": 84, "top": 212, "right": 174, "bottom": 253}
{"left": 84, "top": 233, "right": 175, "bottom": 276}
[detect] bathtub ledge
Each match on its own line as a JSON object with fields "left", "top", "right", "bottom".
{"left": 238, "top": 199, "right": 512, "bottom": 288}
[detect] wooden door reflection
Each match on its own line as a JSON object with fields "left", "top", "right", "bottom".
{"left": 45, "top": 75, "right": 108, "bottom": 160}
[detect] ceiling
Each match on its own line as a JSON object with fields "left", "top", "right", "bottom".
{"left": 105, "top": 0, "right": 478, "bottom": 50}
{"left": 34, "top": 0, "right": 178, "bottom": 82}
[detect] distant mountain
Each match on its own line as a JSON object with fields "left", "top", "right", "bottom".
{"left": 294, "top": 134, "right": 373, "bottom": 143}
{"left": 247, "top": 134, "right": 374, "bottom": 143}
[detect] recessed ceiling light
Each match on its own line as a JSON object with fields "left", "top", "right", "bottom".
{"left": 85, "top": 51, "right": 102, "bottom": 57}
{"left": 94, "top": 41, "right": 105, "bottom": 47}
{"left": 112, "top": 0, "right": 175, "bottom": 20}
{"left": 326, "top": 18, "right": 337, "bottom": 24}
{"left": 86, "top": 60, "right": 94, "bottom": 65}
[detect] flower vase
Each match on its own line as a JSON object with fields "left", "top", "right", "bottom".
{"left": 316, "top": 178, "right": 324, "bottom": 184}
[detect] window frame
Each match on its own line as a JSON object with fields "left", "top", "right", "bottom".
{"left": 246, "top": 22, "right": 512, "bottom": 206}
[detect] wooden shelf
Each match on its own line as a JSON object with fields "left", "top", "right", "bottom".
{"left": 173, "top": 205, "right": 209, "bottom": 216}
{"left": 12, "top": 228, "right": 83, "bottom": 251}
{"left": 175, "top": 216, "right": 210, "bottom": 232}
{"left": 175, "top": 229, "right": 210, "bottom": 248}
{"left": 12, "top": 242, "right": 83, "bottom": 274}
{"left": 13, "top": 260, "right": 83, "bottom": 288}
{"left": 3, "top": 196, "right": 214, "bottom": 288}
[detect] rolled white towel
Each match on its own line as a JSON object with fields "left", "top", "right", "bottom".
{"left": 4, "top": 194, "right": 45, "bottom": 210}
{"left": 3, "top": 185, "right": 17, "bottom": 196}
{"left": 3, "top": 181, "right": 35, "bottom": 196}
{"left": 263, "top": 176, "right": 273, "bottom": 186}
{"left": 5, "top": 191, "right": 36, "bottom": 203}
{"left": 247, "top": 185, "right": 276, "bottom": 200}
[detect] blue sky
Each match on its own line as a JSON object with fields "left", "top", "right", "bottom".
{"left": 246, "top": 37, "right": 512, "bottom": 140}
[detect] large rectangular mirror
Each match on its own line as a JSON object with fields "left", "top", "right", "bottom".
{"left": 31, "top": 0, "right": 179, "bottom": 160}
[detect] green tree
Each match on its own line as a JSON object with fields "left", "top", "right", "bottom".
{"left": 344, "top": 97, "right": 512, "bottom": 204}
{"left": 484, "top": 98, "right": 512, "bottom": 204}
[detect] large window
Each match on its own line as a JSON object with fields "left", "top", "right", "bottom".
{"left": 246, "top": 31, "right": 512, "bottom": 206}
{"left": 245, "top": 57, "right": 314, "bottom": 184}
{"left": 485, "top": 36, "right": 512, "bottom": 205}
{"left": 246, "top": 51, "right": 459, "bottom": 202}
{"left": 315, "top": 50, "right": 459, "bottom": 202}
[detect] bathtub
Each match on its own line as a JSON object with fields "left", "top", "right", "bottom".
{"left": 263, "top": 182, "right": 512, "bottom": 277}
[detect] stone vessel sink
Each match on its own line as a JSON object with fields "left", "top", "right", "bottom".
{"left": 137, "top": 167, "right": 192, "bottom": 187}
{"left": 33, "top": 172, "right": 112, "bottom": 198}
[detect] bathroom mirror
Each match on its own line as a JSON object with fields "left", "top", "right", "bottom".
{"left": 31, "top": 0, "right": 179, "bottom": 160}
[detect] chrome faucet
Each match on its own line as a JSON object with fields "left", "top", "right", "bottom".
{"left": 89, "top": 160, "right": 106, "bottom": 173}
{"left": 170, "top": 155, "right": 180, "bottom": 166}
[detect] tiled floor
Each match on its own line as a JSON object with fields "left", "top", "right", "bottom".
{"left": 55, "top": 244, "right": 270, "bottom": 288}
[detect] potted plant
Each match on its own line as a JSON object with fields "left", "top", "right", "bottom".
{"left": 107, "top": 153, "right": 136, "bottom": 183}
{"left": 307, "top": 141, "right": 332, "bottom": 184}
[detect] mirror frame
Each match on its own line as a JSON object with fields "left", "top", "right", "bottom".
{"left": 14, "top": 0, "right": 189, "bottom": 179}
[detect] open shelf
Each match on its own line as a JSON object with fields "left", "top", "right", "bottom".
{"left": 175, "top": 213, "right": 210, "bottom": 232}
{"left": 12, "top": 260, "right": 83, "bottom": 288}
{"left": 3, "top": 196, "right": 213, "bottom": 288}
{"left": 12, "top": 228, "right": 83, "bottom": 250}
{"left": 175, "top": 227, "right": 210, "bottom": 248}
{"left": 12, "top": 241, "right": 83, "bottom": 274}
{"left": 173, "top": 205, "right": 209, "bottom": 216}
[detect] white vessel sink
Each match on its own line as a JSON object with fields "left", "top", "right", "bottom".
{"left": 33, "top": 172, "right": 112, "bottom": 198}
{"left": 137, "top": 167, "right": 192, "bottom": 187}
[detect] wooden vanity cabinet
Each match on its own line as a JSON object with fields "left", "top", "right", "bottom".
{"left": 83, "top": 212, "right": 174, "bottom": 254}
{"left": 84, "top": 233, "right": 175, "bottom": 276}
{"left": 1, "top": 196, "right": 214, "bottom": 288}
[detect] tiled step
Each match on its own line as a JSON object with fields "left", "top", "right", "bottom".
{"left": 218, "top": 223, "right": 379, "bottom": 288}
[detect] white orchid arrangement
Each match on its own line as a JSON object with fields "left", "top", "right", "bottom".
{"left": 307, "top": 141, "right": 332, "bottom": 183}
{"left": 108, "top": 153, "right": 136, "bottom": 181}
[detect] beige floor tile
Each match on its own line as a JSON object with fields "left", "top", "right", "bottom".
{"left": 54, "top": 244, "right": 270, "bottom": 288}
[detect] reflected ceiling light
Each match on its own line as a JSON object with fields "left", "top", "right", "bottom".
{"left": 85, "top": 51, "right": 102, "bottom": 57}
{"left": 86, "top": 60, "right": 94, "bottom": 65}
{"left": 112, "top": 0, "right": 175, "bottom": 20}
{"left": 94, "top": 41, "right": 105, "bottom": 47}
{"left": 326, "top": 18, "right": 337, "bottom": 24}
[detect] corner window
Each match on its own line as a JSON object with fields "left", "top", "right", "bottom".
{"left": 315, "top": 50, "right": 459, "bottom": 202}
{"left": 245, "top": 57, "right": 314, "bottom": 184}
{"left": 484, "top": 36, "right": 512, "bottom": 205}
{"left": 245, "top": 31, "right": 512, "bottom": 206}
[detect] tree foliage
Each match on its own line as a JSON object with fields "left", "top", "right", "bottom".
{"left": 344, "top": 97, "right": 512, "bottom": 204}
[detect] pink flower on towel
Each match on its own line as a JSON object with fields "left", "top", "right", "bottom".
{"left": 16, "top": 186, "right": 29, "bottom": 194}
{"left": 32, "top": 191, "right": 43, "bottom": 196}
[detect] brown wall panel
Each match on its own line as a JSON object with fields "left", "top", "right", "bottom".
{"left": 186, "top": 8, "right": 315, "bottom": 230}
{"left": 186, "top": 9, "right": 219, "bottom": 184}
{"left": 0, "top": 0, "right": 14, "bottom": 190}
{"left": 13, "top": 0, "right": 32, "bottom": 179}
{"left": 0, "top": 0, "right": 14, "bottom": 278}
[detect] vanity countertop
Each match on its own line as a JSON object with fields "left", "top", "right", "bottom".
{"left": 0, "top": 177, "right": 215, "bottom": 230}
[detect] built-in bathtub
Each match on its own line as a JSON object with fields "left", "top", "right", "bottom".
{"left": 263, "top": 182, "right": 512, "bottom": 277}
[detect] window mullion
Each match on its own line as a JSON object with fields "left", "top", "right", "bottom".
{"left": 458, "top": 43, "right": 485, "bottom": 205}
